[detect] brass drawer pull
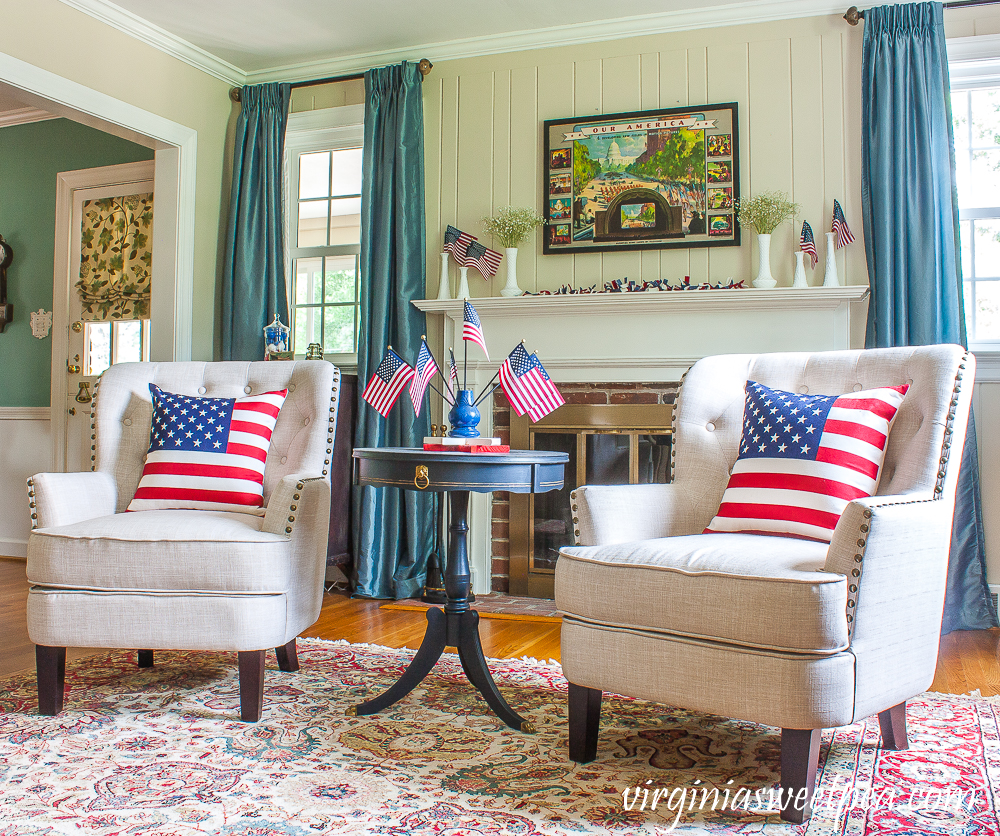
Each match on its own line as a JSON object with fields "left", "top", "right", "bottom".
{"left": 414, "top": 465, "right": 430, "bottom": 489}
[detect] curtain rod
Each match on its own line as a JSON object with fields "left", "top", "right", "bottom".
{"left": 845, "top": 0, "right": 1000, "bottom": 24}
{"left": 229, "top": 58, "right": 433, "bottom": 103}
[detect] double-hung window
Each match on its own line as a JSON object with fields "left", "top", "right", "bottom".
{"left": 285, "top": 104, "right": 364, "bottom": 367}
{"left": 952, "top": 44, "right": 1000, "bottom": 347}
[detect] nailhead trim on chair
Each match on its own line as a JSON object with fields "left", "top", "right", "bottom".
{"left": 669, "top": 368, "right": 690, "bottom": 483}
{"left": 89, "top": 374, "right": 102, "bottom": 471}
{"left": 570, "top": 490, "right": 580, "bottom": 545}
{"left": 322, "top": 368, "right": 340, "bottom": 479}
{"left": 845, "top": 352, "right": 970, "bottom": 639}
{"left": 26, "top": 477, "right": 37, "bottom": 530}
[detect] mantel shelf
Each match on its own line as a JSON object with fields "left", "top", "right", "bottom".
{"left": 414, "top": 285, "right": 869, "bottom": 318}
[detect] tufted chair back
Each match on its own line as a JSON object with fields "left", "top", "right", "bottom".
{"left": 92, "top": 361, "right": 340, "bottom": 513}
{"left": 671, "top": 345, "right": 968, "bottom": 533}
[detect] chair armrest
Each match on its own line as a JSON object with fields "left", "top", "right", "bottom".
{"left": 572, "top": 483, "right": 702, "bottom": 546}
{"left": 27, "top": 471, "right": 118, "bottom": 530}
{"left": 262, "top": 474, "right": 329, "bottom": 537}
{"left": 825, "top": 494, "right": 953, "bottom": 720}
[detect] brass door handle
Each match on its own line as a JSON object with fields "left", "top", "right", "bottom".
{"left": 414, "top": 465, "right": 430, "bottom": 489}
{"left": 75, "top": 382, "right": 92, "bottom": 403}
{"left": 67, "top": 364, "right": 81, "bottom": 374}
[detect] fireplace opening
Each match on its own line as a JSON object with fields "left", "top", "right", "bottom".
{"left": 493, "top": 385, "right": 675, "bottom": 598}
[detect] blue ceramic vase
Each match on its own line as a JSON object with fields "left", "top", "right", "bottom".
{"left": 448, "top": 389, "right": 481, "bottom": 438}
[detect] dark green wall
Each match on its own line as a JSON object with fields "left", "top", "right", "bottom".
{"left": 0, "top": 119, "right": 154, "bottom": 407}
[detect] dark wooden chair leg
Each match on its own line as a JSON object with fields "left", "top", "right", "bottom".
{"left": 275, "top": 638, "right": 299, "bottom": 672}
{"left": 36, "top": 645, "right": 66, "bottom": 716}
{"left": 878, "top": 701, "right": 908, "bottom": 750}
{"left": 780, "top": 728, "right": 822, "bottom": 824}
{"left": 137, "top": 650, "right": 154, "bottom": 668}
{"left": 568, "top": 683, "right": 602, "bottom": 763}
{"left": 237, "top": 650, "right": 266, "bottom": 722}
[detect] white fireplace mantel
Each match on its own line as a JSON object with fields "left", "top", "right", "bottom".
{"left": 415, "top": 285, "right": 869, "bottom": 384}
{"left": 415, "top": 285, "right": 869, "bottom": 595}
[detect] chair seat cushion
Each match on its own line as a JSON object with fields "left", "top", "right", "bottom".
{"left": 27, "top": 510, "right": 293, "bottom": 594}
{"left": 557, "top": 533, "right": 848, "bottom": 654}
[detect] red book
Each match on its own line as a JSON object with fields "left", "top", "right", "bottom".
{"left": 422, "top": 443, "right": 510, "bottom": 454}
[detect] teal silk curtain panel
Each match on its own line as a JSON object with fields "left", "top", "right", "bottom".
{"left": 222, "top": 82, "right": 291, "bottom": 361}
{"left": 861, "top": 2, "right": 997, "bottom": 631}
{"left": 353, "top": 61, "right": 434, "bottom": 599}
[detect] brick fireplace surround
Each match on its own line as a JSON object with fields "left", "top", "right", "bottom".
{"left": 489, "top": 381, "right": 679, "bottom": 593}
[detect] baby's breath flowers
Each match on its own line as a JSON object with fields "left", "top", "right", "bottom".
{"left": 481, "top": 207, "right": 546, "bottom": 249}
{"left": 736, "top": 191, "right": 799, "bottom": 235}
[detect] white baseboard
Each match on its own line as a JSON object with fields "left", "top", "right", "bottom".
{"left": 0, "top": 539, "right": 26, "bottom": 558}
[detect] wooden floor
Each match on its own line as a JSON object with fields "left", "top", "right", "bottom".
{"left": 0, "top": 557, "right": 995, "bottom": 695}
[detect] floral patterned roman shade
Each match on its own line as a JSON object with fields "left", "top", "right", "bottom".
{"left": 76, "top": 193, "right": 153, "bottom": 320}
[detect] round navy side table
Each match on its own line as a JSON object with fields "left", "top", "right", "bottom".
{"left": 350, "top": 447, "right": 568, "bottom": 731}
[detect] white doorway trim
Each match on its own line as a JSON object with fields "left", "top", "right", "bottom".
{"left": 52, "top": 161, "right": 156, "bottom": 472}
{"left": 0, "top": 50, "right": 197, "bottom": 369}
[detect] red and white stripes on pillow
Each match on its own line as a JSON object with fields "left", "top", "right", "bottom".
{"left": 127, "top": 384, "right": 288, "bottom": 514}
{"left": 704, "top": 380, "right": 908, "bottom": 542}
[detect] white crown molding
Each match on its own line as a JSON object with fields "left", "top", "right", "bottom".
{"left": 0, "top": 107, "right": 58, "bottom": 128}
{"left": 56, "top": 0, "right": 246, "bottom": 86}
{"left": 246, "top": 0, "right": 851, "bottom": 84}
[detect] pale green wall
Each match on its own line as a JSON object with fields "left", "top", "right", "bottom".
{"left": 0, "top": 118, "right": 154, "bottom": 407}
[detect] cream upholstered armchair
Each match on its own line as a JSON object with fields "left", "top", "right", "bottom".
{"left": 26, "top": 361, "right": 339, "bottom": 722}
{"left": 555, "top": 345, "right": 973, "bottom": 823}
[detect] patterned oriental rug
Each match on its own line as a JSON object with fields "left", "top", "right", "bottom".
{"left": 0, "top": 638, "right": 996, "bottom": 835}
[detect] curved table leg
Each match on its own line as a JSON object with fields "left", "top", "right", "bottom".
{"left": 457, "top": 610, "right": 532, "bottom": 732}
{"left": 351, "top": 607, "right": 448, "bottom": 716}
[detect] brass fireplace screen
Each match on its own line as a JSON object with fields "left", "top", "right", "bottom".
{"left": 509, "top": 403, "right": 673, "bottom": 598}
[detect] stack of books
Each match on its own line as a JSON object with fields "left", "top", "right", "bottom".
{"left": 422, "top": 437, "right": 510, "bottom": 454}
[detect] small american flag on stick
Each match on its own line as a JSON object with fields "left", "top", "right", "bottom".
{"left": 832, "top": 200, "right": 855, "bottom": 249}
{"left": 464, "top": 240, "right": 503, "bottom": 280}
{"left": 362, "top": 348, "right": 415, "bottom": 417}
{"left": 499, "top": 343, "right": 565, "bottom": 422}
{"left": 800, "top": 221, "right": 818, "bottom": 269}
{"left": 409, "top": 339, "right": 440, "bottom": 416}
{"left": 444, "top": 225, "right": 476, "bottom": 261}
{"left": 448, "top": 347, "right": 459, "bottom": 391}
{"left": 462, "top": 300, "right": 489, "bottom": 361}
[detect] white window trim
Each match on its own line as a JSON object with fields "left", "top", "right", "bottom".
{"left": 284, "top": 104, "right": 365, "bottom": 374}
{"left": 950, "top": 36, "right": 1000, "bottom": 362}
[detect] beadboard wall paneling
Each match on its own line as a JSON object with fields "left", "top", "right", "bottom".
{"left": 422, "top": 14, "right": 866, "bottom": 298}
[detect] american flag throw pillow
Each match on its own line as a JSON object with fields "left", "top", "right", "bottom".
{"left": 127, "top": 384, "right": 288, "bottom": 515}
{"left": 704, "top": 380, "right": 908, "bottom": 542}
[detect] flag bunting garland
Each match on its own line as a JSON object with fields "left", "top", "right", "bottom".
{"left": 462, "top": 300, "right": 489, "bottom": 360}
{"left": 409, "top": 339, "right": 440, "bottom": 416}
{"left": 444, "top": 225, "right": 476, "bottom": 261}
{"left": 362, "top": 348, "right": 415, "bottom": 417}
{"left": 464, "top": 240, "right": 503, "bottom": 280}
{"left": 499, "top": 343, "right": 565, "bottom": 422}
{"left": 832, "top": 200, "right": 855, "bottom": 249}
{"left": 799, "top": 221, "right": 818, "bottom": 269}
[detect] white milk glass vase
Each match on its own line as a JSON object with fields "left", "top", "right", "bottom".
{"left": 457, "top": 265, "right": 472, "bottom": 300}
{"left": 822, "top": 232, "right": 840, "bottom": 287}
{"left": 436, "top": 252, "right": 452, "bottom": 300}
{"left": 792, "top": 251, "right": 809, "bottom": 288}
{"left": 500, "top": 248, "right": 522, "bottom": 297}
{"left": 752, "top": 233, "right": 777, "bottom": 289}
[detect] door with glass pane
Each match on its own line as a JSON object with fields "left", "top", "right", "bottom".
{"left": 58, "top": 165, "right": 154, "bottom": 472}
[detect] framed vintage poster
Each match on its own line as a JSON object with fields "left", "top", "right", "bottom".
{"left": 542, "top": 102, "right": 740, "bottom": 254}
